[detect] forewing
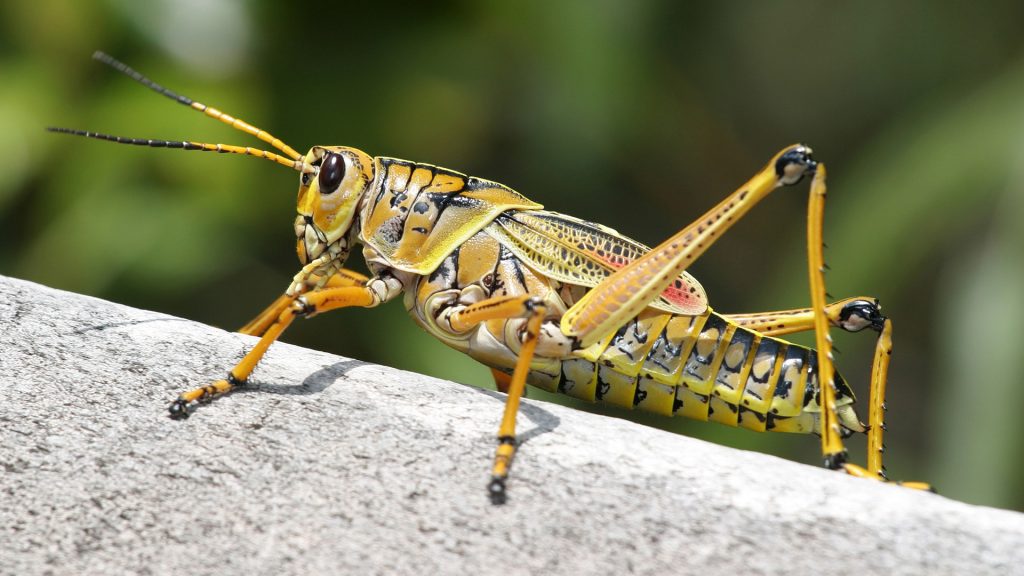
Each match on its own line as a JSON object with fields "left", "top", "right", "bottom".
{"left": 486, "top": 210, "right": 707, "bottom": 315}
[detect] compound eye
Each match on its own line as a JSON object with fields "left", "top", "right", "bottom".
{"left": 318, "top": 152, "right": 345, "bottom": 194}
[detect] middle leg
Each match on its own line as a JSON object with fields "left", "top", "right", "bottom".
{"left": 442, "top": 294, "right": 550, "bottom": 504}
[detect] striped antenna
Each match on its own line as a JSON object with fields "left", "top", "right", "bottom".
{"left": 91, "top": 51, "right": 302, "bottom": 161}
{"left": 46, "top": 127, "right": 314, "bottom": 173}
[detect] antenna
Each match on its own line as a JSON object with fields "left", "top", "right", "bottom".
{"left": 46, "top": 127, "right": 312, "bottom": 173}
{"left": 91, "top": 51, "right": 302, "bottom": 161}
{"left": 47, "top": 53, "right": 313, "bottom": 174}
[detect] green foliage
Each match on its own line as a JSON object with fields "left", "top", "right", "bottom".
{"left": 2, "top": 0, "right": 1023, "bottom": 510}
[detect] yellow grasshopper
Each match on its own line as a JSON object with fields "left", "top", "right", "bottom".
{"left": 50, "top": 53, "right": 929, "bottom": 502}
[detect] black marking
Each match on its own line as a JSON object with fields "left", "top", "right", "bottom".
{"left": 740, "top": 407, "right": 766, "bottom": 423}
{"left": 389, "top": 189, "right": 408, "bottom": 208}
{"left": 557, "top": 373, "right": 572, "bottom": 394}
{"left": 804, "top": 352, "right": 820, "bottom": 408}
{"left": 412, "top": 226, "right": 428, "bottom": 234}
{"left": 508, "top": 257, "right": 527, "bottom": 289}
{"left": 632, "top": 385, "right": 648, "bottom": 406}
{"left": 428, "top": 247, "right": 461, "bottom": 287}
{"left": 612, "top": 323, "right": 636, "bottom": 361}
{"left": 672, "top": 397, "right": 684, "bottom": 414}
{"left": 773, "top": 347, "right": 807, "bottom": 402}
{"left": 723, "top": 328, "right": 754, "bottom": 370}
{"left": 425, "top": 190, "right": 479, "bottom": 215}
{"left": 747, "top": 338, "right": 781, "bottom": 391}
{"left": 632, "top": 322, "right": 648, "bottom": 345}
{"left": 413, "top": 201, "right": 430, "bottom": 214}
{"left": 646, "top": 329, "right": 681, "bottom": 373}
{"left": 774, "top": 379, "right": 792, "bottom": 401}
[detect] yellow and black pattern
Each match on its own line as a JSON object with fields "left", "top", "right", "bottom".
{"left": 359, "top": 157, "right": 541, "bottom": 274}
{"left": 52, "top": 53, "right": 926, "bottom": 499}
{"left": 536, "top": 310, "right": 862, "bottom": 435}
{"left": 405, "top": 224, "right": 863, "bottom": 437}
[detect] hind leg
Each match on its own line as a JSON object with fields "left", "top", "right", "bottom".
{"left": 725, "top": 299, "right": 891, "bottom": 477}
{"left": 724, "top": 297, "right": 885, "bottom": 337}
{"left": 805, "top": 167, "right": 930, "bottom": 489}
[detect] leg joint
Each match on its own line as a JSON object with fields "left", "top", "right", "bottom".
{"left": 523, "top": 296, "right": 546, "bottom": 315}
{"left": 837, "top": 298, "right": 887, "bottom": 332}
{"left": 291, "top": 296, "right": 315, "bottom": 318}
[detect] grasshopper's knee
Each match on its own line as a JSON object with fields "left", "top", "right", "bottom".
{"left": 833, "top": 297, "right": 886, "bottom": 332}
{"left": 775, "top": 144, "right": 818, "bottom": 186}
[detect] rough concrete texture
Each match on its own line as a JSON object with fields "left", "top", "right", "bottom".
{"left": 1, "top": 274, "right": 1022, "bottom": 576}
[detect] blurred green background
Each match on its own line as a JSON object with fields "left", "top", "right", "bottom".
{"left": 2, "top": 1, "right": 1023, "bottom": 511}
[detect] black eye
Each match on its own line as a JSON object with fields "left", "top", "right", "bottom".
{"left": 318, "top": 152, "right": 345, "bottom": 194}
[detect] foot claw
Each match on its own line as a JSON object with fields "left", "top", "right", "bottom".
{"left": 824, "top": 451, "right": 848, "bottom": 470}
{"left": 488, "top": 477, "right": 507, "bottom": 505}
{"left": 168, "top": 398, "right": 191, "bottom": 420}
{"left": 842, "top": 464, "right": 935, "bottom": 491}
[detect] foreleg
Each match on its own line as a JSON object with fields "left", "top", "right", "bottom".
{"left": 169, "top": 273, "right": 399, "bottom": 418}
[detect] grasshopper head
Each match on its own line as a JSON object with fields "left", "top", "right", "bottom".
{"left": 294, "top": 146, "right": 375, "bottom": 265}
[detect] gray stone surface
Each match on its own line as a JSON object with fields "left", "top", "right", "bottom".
{"left": 1, "top": 274, "right": 1022, "bottom": 576}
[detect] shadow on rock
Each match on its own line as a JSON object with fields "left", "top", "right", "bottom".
{"left": 253, "top": 359, "right": 368, "bottom": 396}
{"left": 472, "top": 386, "right": 561, "bottom": 446}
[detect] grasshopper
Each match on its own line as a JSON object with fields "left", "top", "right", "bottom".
{"left": 50, "top": 53, "right": 930, "bottom": 502}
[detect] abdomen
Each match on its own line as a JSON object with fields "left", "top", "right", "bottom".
{"left": 533, "top": 309, "right": 862, "bottom": 435}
